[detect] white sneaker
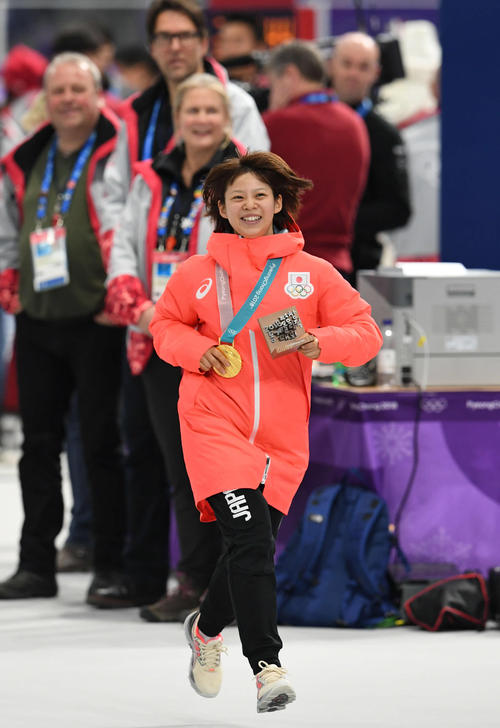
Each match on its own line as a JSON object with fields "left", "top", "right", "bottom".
{"left": 184, "top": 610, "right": 227, "bottom": 698}
{"left": 255, "top": 660, "right": 296, "bottom": 713}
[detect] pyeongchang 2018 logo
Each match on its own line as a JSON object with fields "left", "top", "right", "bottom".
{"left": 285, "top": 272, "right": 314, "bottom": 299}
{"left": 196, "top": 278, "right": 213, "bottom": 299}
{"left": 466, "top": 399, "right": 500, "bottom": 411}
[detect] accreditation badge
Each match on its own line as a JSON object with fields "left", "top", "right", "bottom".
{"left": 29, "top": 226, "right": 70, "bottom": 292}
{"left": 151, "top": 250, "right": 189, "bottom": 303}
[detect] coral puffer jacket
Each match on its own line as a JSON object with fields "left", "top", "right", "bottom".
{"left": 150, "top": 227, "right": 382, "bottom": 522}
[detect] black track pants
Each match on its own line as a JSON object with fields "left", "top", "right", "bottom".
{"left": 198, "top": 487, "right": 283, "bottom": 674}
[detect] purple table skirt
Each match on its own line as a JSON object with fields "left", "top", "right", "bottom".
{"left": 275, "top": 385, "right": 500, "bottom": 576}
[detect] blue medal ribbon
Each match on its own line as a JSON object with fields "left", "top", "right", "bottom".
{"left": 142, "top": 97, "right": 162, "bottom": 161}
{"left": 299, "top": 91, "right": 338, "bottom": 105}
{"left": 221, "top": 257, "right": 283, "bottom": 344}
{"left": 36, "top": 131, "right": 97, "bottom": 224}
{"left": 355, "top": 98, "right": 373, "bottom": 118}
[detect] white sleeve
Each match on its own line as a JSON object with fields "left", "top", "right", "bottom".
{"left": 227, "top": 81, "right": 270, "bottom": 152}
{"left": 107, "top": 174, "right": 151, "bottom": 285}
{"left": 100, "top": 122, "right": 133, "bottom": 235}
{"left": 0, "top": 172, "right": 20, "bottom": 271}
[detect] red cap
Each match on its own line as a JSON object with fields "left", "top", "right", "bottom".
{"left": 2, "top": 45, "right": 48, "bottom": 98}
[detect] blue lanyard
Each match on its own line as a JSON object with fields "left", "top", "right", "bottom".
{"left": 355, "top": 98, "right": 373, "bottom": 118}
{"left": 299, "top": 91, "right": 337, "bottom": 105}
{"left": 221, "top": 257, "right": 283, "bottom": 344}
{"left": 157, "top": 181, "right": 179, "bottom": 242}
{"left": 36, "top": 131, "right": 97, "bottom": 224}
{"left": 180, "top": 181, "right": 204, "bottom": 237}
{"left": 142, "top": 98, "right": 162, "bottom": 161}
{"left": 157, "top": 177, "right": 205, "bottom": 250}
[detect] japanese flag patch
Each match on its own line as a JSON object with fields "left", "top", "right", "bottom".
{"left": 284, "top": 272, "right": 314, "bottom": 299}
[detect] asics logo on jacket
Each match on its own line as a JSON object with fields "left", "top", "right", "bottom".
{"left": 196, "top": 278, "right": 213, "bottom": 299}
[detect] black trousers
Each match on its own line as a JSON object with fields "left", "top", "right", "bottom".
{"left": 120, "top": 358, "right": 169, "bottom": 593}
{"left": 141, "top": 351, "right": 222, "bottom": 591}
{"left": 15, "top": 312, "right": 126, "bottom": 576}
{"left": 198, "top": 487, "right": 283, "bottom": 674}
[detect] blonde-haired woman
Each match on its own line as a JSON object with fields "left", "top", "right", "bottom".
{"left": 105, "top": 73, "right": 245, "bottom": 619}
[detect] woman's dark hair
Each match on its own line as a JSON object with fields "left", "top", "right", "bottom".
{"left": 203, "top": 152, "right": 313, "bottom": 233}
{"left": 146, "top": 0, "right": 207, "bottom": 42}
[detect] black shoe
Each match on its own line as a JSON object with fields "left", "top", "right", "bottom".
{"left": 86, "top": 572, "right": 163, "bottom": 609}
{"left": 0, "top": 569, "right": 58, "bottom": 599}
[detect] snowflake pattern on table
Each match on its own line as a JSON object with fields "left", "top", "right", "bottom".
{"left": 370, "top": 422, "right": 413, "bottom": 466}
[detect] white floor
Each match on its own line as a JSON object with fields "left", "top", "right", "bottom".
{"left": 0, "top": 439, "right": 499, "bottom": 728}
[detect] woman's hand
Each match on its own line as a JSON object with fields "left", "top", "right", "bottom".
{"left": 94, "top": 311, "right": 117, "bottom": 326}
{"left": 299, "top": 334, "right": 321, "bottom": 360}
{"left": 137, "top": 305, "right": 155, "bottom": 337}
{"left": 200, "top": 346, "right": 231, "bottom": 375}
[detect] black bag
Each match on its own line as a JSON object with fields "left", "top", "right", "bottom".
{"left": 488, "top": 567, "right": 500, "bottom": 624}
{"left": 403, "top": 573, "right": 489, "bottom": 631}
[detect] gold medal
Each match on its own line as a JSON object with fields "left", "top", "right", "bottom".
{"left": 215, "top": 344, "right": 242, "bottom": 378}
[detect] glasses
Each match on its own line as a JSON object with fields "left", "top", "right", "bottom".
{"left": 151, "top": 31, "right": 201, "bottom": 48}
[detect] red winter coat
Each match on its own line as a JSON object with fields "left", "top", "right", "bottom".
{"left": 150, "top": 227, "right": 382, "bottom": 522}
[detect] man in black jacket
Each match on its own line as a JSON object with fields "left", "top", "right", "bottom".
{"left": 330, "top": 32, "right": 411, "bottom": 284}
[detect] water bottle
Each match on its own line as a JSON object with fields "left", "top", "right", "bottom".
{"left": 400, "top": 318, "right": 413, "bottom": 386}
{"left": 377, "top": 318, "right": 397, "bottom": 387}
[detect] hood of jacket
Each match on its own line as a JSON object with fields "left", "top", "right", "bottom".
{"left": 206, "top": 225, "right": 304, "bottom": 272}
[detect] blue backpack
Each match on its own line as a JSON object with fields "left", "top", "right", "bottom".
{"left": 276, "top": 483, "right": 402, "bottom": 627}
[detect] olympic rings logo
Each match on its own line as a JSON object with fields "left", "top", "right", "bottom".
{"left": 420, "top": 397, "right": 448, "bottom": 414}
{"left": 286, "top": 282, "right": 313, "bottom": 298}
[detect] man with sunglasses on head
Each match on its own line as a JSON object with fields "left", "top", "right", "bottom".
{"left": 102, "top": 0, "right": 269, "bottom": 226}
